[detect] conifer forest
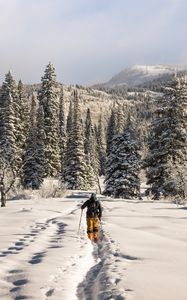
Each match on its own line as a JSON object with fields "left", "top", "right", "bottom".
{"left": 0, "top": 63, "right": 186, "bottom": 207}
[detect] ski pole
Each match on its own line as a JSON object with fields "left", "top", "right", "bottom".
{"left": 77, "top": 209, "right": 83, "bottom": 235}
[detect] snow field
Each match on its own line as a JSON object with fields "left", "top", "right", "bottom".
{"left": 103, "top": 199, "right": 187, "bottom": 300}
{"left": 1, "top": 193, "right": 187, "bottom": 300}
{"left": 0, "top": 193, "right": 125, "bottom": 300}
{"left": 0, "top": 196, "right": 96, "bottom": 300}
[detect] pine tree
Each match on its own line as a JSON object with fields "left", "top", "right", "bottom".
{"left": 29, "top": 92, "right": 37, "bottom": 128}
{"left": 17, "top": 80, "right": 29, "bottom": 158}
{"left": 35, "top": 105, "right": 45, "bottom": 186}
{"left": 0, "top": 72, "right": 17, "bottom": 164}
{"left": 21, "top": 94, "right": 37, "bottom": 189}
{"left": 63, "top": 99, "right": 73, "bottom": 181}
{"left": 66, "top": 100, "right": 73, "bottom": 136}
{"left": 95, "top": 113, "right": 106, "bottom": 175}
{"left": 38, "top": 63, "right": 60, "bottom": 177}
{"left": 59, "top": 87, "right": 66, "bottom": 177}
{"left": 84, "top": 108, "right": 98, "bottom": 179}
{"left": 104, "top": 117, "right": 141, "bottom": 198}
{"left": 106, "top": 108, "right": 116, "bottom": 155}
{"left": 22, "top": 127, "right": 38, "bottom": 189}
{"left": 22, "top": 102, "right": 45, "bottom": 189}
{"left": 116, "top": 103, "right": 125, "bottom": 134}
{"left": 64, "top": 90, "right": 93, "bottom": 189}
{"left": 84, "top": 108, "right": 93, "bottom": 156}
{"left": 143, "top": 76, "right": 187, "bottom": 201}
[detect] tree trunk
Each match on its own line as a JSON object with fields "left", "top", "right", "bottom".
{"left": 1, "top": 192, "right": 6, "bottom": 207}
{"left": 0, "top": 178, "right": 6, "bottom": 207}
{"left": 96, "top": 176, "right": 102, "bottom": 194}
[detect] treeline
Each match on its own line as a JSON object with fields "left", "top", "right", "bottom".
{"left": 104, "top": 77, "right": 187, "bottom": 202}
{"left": 0, "top": 63, "right": 106, "bottom": 206}
{"left": 0, "top": 63, "right": 186, "bottom": 207}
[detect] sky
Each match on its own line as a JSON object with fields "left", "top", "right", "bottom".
{"left": 0, "top": 0, "right": 187, "bottom": 85}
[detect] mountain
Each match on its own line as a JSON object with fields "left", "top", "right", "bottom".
{"left": 100, "top": 64, "right": 181, "bottom": 88}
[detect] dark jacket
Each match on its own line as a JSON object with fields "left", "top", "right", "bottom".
{"left": 81, "top": 194, "right": 102, "bottom": 219}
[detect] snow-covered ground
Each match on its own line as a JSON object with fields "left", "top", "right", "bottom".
{"left": 0, "top": 192, "right": 187, "bottom": 300}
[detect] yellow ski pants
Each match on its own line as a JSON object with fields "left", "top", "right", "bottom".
{"left": 87, "top": 217, "right": 99, "bottom": 241}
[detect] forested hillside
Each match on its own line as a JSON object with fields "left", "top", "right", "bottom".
{"left": 0, "top": 63, "right": 186, "bottom": 207}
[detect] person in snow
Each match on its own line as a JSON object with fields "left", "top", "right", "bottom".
{"left": 81, "top": 193, "right": 102, "bottom": 242}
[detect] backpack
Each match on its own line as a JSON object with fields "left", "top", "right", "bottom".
{"left": 87, "top": 200, "right": 100, "bottom": 218}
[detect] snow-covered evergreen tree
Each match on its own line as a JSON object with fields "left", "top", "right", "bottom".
{"left": 116, "top": 103, "right": 126, "bottom": 134}
{"left": 34, "top": 105, "right": 45, "bottom": 186}
{"left": 106, "top": 108, "right": 116, "bottom": 155}
{"left": 0, "top": 72, "right": 18, "bottom": 164}
{"left": 62, "top": 99, "right": 73, "bottom": 181}
{"left": 22, "top": 128, "right": 37, "bottom": 189}
{"left": 21, "top": 94, "right": 37, "bottom": 189}
{"left": 143, "top": 76, "right": 187, "bottom": 200}
{"left": 17, "top": 80, "right": 29, "bottom": 158}
{"left": 64, "top": 90, "right": 94, "bottom": 189}
{"left": 38, "top": 63, "right": 60, "bottom": 177}
{"left": 59, "top": 87, "right": 66, "bottom": 177}
{"left": 95, "top": 113, "right": 106, "bottom": 175}
{"left": 22, "top": 101, "right": 45, "bottom": 189}
{"left": 84, "top": 108, "right": 98, "bottom": 179}
{"left": 84, "top": 108, "right": 93, "bottom": 156}
{"left": 104, "top": 117, "right": 141, "bottom": 198}
{"left": 29, "top": 92, "right": 37, "bottom": 127}
{"left": 66, "top": 100, "right": 73, "bottom": 136}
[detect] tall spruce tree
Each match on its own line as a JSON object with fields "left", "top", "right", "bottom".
{"left": 143, "top": 76, "right": 187, "bottom": 200}
{"left": 106, "top": 108, "right": 116, "bottom": 155}
{"left": 22, "top": 101, "right": 45, "bottom": 189}
{"left": 30, "top": 92, "right": 37, "bottom": 127}
{"left": 0, "top": 72, "right": 18, "bottom": 164}
{"left": 64, "top": 90, "right": 93, "bottom": 189}
{"left": 64, "top": 100, "right": 73, "bottom": 186}
{"left": 84, "top": 108, "right": 93, "bottom": 156}
{"left": 17, "top": 80, "right": 29, "bottom": 158}
{"left": 21, "top": 95, "right": 37, "bottom": 189}
{"left": 104, "top": 117, "right": 141, "bottom": 198}
{"left": 35, "top": 105, "right": 45, "bottom": 186}
{"left": 38, "top": 63, "right": 60, "bottom": 177}
{"left": 116, "top": 103, "right": 125, "bottom": 133}
{"left": 59, "top": 87, "right": 66, "bottom": 177}
{"left": 95, "top": 113, "right": 106, "bottom": 175}
{"left": 84, "top": 108, "right": 99, "bottom": 178}
{"left": 66, "top": 100, "right": 73, "bottom": 136}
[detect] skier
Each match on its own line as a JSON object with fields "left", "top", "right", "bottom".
{"left": 81, "top": 193, "right": 102, "bottom": 242}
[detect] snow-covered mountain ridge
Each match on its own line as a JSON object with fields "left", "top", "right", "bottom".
{"left": 102, "top": 64, "right": 184, "bottom": 87}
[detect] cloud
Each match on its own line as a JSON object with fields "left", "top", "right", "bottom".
{"left": 0, "top": 0, "right": 187, "bottom": 84}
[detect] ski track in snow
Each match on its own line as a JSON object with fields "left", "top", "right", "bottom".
{"left": 77, "top": 231, "right": 128, "bottom": 300}
{"left": 0, "top": 195, "right": 135, "bottom": 300}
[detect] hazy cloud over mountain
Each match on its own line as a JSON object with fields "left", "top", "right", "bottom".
{"left": 0, "top": 0, "right": 187, "bottom": 85}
